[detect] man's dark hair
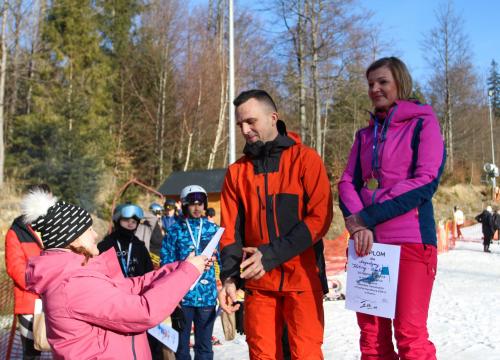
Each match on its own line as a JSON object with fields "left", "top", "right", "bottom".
{"left": 233, "top": 89, "right": 278, "bottom": 112}
{"left": 206, "top": 207, "right": 216, "bottom": 217}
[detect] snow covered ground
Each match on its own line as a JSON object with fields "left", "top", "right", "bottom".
{"left": 211, "top": 224, "right": 500, "bottom": 359}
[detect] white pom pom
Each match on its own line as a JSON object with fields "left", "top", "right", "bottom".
{"left": 21, "top": 189, "right": 58, "bottom": 224}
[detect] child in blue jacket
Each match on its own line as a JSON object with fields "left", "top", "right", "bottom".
{"left": 160, "top": 185, "right": 219, "bottom": 360}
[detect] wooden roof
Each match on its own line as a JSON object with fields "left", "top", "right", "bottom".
{"left": 158, "top": 169, "right": 227, "bottom": 196}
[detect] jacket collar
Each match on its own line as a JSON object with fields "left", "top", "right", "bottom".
{"left": 12, "top": 216, "right": 43, "bottom": 247}
{"left": 242, "top": 120, "right": 296, "bottom": 159}
{"left": 368, "top": 99, "right": 436, "bottom": 128}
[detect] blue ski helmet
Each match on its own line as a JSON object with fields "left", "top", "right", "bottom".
{"left": 112, "top": 203, "right": 144, "bottom": 223}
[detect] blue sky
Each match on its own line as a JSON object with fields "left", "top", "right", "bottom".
{"left": 191, "top": 0, "right": 499, "bottom": 87}
{"left": 360, "top": 0, "right": 500, "bottom": 84}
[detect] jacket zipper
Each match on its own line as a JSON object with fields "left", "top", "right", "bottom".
{"left": 264, "top": 172, "right": 285, "bottom": 292}
{"left": 256, "top": 186, "right": 264, "bottom": 240}
{"left": 272, "top": 194, "right": 280, "bottom": 237}
{"left": 131, "top": 335, "right": 137, "bottom": 360}
{"left": 371, "top": 188, "right": 378, "bottom": 205}
{"left": 278, "top": 265, "right": 285, "bottom": 291}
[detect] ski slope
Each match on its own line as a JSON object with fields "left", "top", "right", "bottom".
{"left": 211, "top": 224, "right": 500, "bottom": 359}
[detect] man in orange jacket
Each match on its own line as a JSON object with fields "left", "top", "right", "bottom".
{"left": 218, "top": 90, "right": 333, "bottom": 359}
{"left": 5, "top": 184, "right": 49, "bottom": 359}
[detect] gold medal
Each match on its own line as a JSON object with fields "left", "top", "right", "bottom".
{"left": 367, "top": 178, "right": 379, "bottom": 190}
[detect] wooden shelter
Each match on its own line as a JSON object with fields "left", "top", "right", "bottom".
{"left": 158, "top": 169, "right": 227, "bottom": 224}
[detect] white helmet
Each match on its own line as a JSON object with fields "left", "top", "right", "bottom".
{"left": 180, "top": 185, "right": 208, "bottom": 208}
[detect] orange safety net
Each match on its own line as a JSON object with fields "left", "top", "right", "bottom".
{"left": 325, "top": 221, "right": 456, "bottom": 277}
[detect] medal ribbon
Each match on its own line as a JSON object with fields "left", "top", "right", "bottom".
{"left": 116, "top": 241, "right": 132, "bottom": 277}
{"left": 186, "top": 218, "right": 203, "bottom": 255}
{"left": 371, "top": 105, "right": 398, "bottom": 181}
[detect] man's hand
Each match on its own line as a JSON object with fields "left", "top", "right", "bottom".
{"left": 352, "top": 229, "right": 373, "bottom": 257}
{"left": 218, "top": 278, "right": 241, "bottom": 314}
{"left": 240, "top": 247, "right": 266, "bottom": 280}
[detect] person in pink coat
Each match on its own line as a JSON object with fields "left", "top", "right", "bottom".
{"left": 22, "top": 188, "right": 209, "bottom": 360}
{"left": 338, "top": 57, "right": 445, "bottom": 359}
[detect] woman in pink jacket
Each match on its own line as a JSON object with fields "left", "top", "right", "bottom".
{"left": 338, "top": 57, "right": 445, "bottom": 360}
{"left": 22, "top": 188, "right": 208, "bottom": 360}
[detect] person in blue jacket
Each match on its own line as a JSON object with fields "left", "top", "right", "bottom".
{"left": 160, "top": 185, "right": 219, "bottom": 360}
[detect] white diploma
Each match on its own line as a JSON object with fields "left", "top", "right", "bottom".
{"left": 147, "top": 323, "right": 179, "bottom": 352}
{"left": 345, "top": 239, "right": 401, "bottom": 319}
{"left": 201, "top": 227, "right": 225, "bottom": 257}
{"left": 190, "top": 227, "right": 225, "bottom": 290}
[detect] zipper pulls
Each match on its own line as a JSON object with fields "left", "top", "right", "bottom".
{"left": 256, "top": 186, "right": 265, "bottom": 209}
{"left": 256, "top": 186, "right": 264, "bottom": 239}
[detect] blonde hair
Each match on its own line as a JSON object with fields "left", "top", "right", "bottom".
{"left": 67, "top": 245, "right": 94, "bottom": 266}
{"left": 366, "top": 57, "right": 413, "bottom": 100}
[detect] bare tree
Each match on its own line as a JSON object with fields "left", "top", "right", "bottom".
{"left": 6, "top": 0, "right": 21, "bottom": 142}
{"left": 26, "top": 0, "right": 45, "bottom": 115}
{"left": 422, "top": 1, "right": 472, "bottom": 172}
{"left": 280, "top": 0, "right": 308, "bottom": 142}
{"left": 208, "top": 0, "right": 227, "bottom": 169}
{"left": 0, "top": 1, "right": 9, "bottom": 187}
{"left": 309, "top": 0, "right": 322, "bottom": 155}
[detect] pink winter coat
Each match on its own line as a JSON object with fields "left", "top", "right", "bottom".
{"left": 25, "top": 248, "right": 200, "bottom": 359}
{"left": 338, "top": 100, "right": 445, "bottom": 246}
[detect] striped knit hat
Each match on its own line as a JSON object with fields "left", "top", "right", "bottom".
{"left": 21, "top": 189, "right": 93, "bottom": 249}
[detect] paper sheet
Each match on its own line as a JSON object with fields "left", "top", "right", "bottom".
{"left": 345, "top": 240, "right": 401, "bottom": 319}
{"left": 190, "top": 227, "right": 225, "bottom": 290}
{"left": 147, "top": 323, "right": 179, "bottom": 352}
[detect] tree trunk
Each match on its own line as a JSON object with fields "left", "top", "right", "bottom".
{"left": 0, "top": 3, "right": 9, "bottom": 187}
{"left": 297, "top": 0, "right": 307, "bottom": 143}
{"left": 158, "top": 42, "right": 170, "bottom": 182}
{"left": 184, "top": 77, "right": 202, "bottom": 171}
{"left": 113, "top": 68, "right": 126, "bottom": 190}
{"left": 27, "top": 0, "right": 46, "bottom": 115}
{"left": 321, "top": 99, "right": 329, "bottom": 160}
{"left": 208, "top": 3, "right": 226, "bottom": 169}
{"left": 183, "top": 113, "right": 193, "bottom": 172}
{"left": 310, "top": 0, "right": 322, "bottom": 157}
{"left": 6, "top": 0, "right": 22, "bottom": 143}
{"left": 444, "top": 27, "right": 454, "bottom": 172}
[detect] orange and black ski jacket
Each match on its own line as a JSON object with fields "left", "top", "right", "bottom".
{"left": 220, "top": 126, "right": 333, "bottom": 293}
{"left": 5, "top": 216, "right": 43, "bottom": 314}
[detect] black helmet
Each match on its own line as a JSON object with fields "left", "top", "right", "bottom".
{"left": 164, "top": 198, "right": 176, "bottom": 210}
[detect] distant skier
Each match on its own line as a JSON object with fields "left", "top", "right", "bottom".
{"left": 475, "top": 206, "right": 495, "bottom": 253}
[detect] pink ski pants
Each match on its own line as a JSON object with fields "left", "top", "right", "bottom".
{"left": 356, "top": 243, "right": 438, "bottom": 360}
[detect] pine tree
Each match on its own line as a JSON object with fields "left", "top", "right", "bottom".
{"left": 9, "top": 0, "right": 113, "bottom": 210}
{"left": 487, "top": 59, "right": 500, "bottom": 118}
{"left": 96, "top": 0, "right": 141, "bottom": 189}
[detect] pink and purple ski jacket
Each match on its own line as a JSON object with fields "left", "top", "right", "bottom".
{"left": 338, "top": 100, "right": 446, "bottom": 246}
{"left": 25, "top": 248, "right": 200, "bottom": 359}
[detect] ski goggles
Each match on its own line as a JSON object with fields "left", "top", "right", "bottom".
{"left": 184, "top": 192, "right": 207, "bottom": 205}
{"left": 117, "top": 204, "right": 144, "bottom": 220}
{"left": 150, "top": 203, "right": 163, "bottom": 215}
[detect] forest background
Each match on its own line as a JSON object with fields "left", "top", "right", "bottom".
{"left": 0, "top": 0, "right": 499, "bottom": 223}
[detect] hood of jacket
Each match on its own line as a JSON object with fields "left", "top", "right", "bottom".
{"left": 368, "top": 100, "right": 437, "bottom": 128}
{"left": 11, "top": 216, "right": 43, "bottom": 246}
{"left": 242, "top": 120, "right": 300, "bottom": 174}
{"left": 26, "top": 248, "right": 122, "bottom": 296}
{"left": 243, "top": 120, "right": 298, "bottom": 158}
